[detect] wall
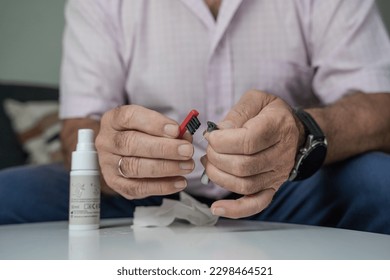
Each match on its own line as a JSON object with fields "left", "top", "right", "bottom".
{"left": 377, "top": 0, "right": 390, "bottom": 34}
{"left": 0, "top": 0, "right": 389, "bottom": 86}
{"left": 0, "top": 0, "right": 65, "bottom": 86}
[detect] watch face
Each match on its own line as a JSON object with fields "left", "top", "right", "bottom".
{"left": 296, "top": 143, "right": 327, "bottom": 180}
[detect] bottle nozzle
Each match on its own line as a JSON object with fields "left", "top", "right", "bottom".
{"left": 72, "top": 129, "right": 99, "bottom": 170}
{"left": 76, "top": 129, "right": 96, "bottom": 151}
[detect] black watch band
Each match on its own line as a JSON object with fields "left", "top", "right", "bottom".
{"left": 293, "top": 108, "right": 325, "bottom": 140}
{"left": 289, "top": 108, "right": 327, "bottom": 181}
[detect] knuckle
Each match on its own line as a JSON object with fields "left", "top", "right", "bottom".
{"left": 255, "top": 175, "right": 268, "bottom": 192}
{"left": 154, "top": 181, "right": 166, "bottom": 196}
{"left": 127, "top": 132, "right": 140, "bottom": 154}
{"left": 123, "top": 186, "right": 137, "bottom": 199}
{"left": 114, "top": 131, "right": 138, "bottom": 154}
{"left": 231, "top": 158, "right": 247, "bottom": 177}
{"left": 237, "top": 178, "right": 254, "bottom": 195}
{"left": 149, "top": 160, "right": 168, "bottom": 177}
{"left": 133, "top": 179, "right": 157, "bottom": 197}
{"left": 253, "top": 197, "right": 266, "bottom": 214}
{"left": 242, "top": 157, "right": 259, "bottom": 176}
{"left": 113, "top": 132, "right": 124, "bottom": 151}
{"left": 123, "top": 180, "right": 144, "bottom": 199}
{"left": 111, "top": 177, "right": 134, "bottom": 200}
{"left": 112, "top": 105, "right": 122, "bottom": 116}
{"left": 246, "top": 89, "right": 260, "bottom": 99}
{"left": 154, "top": 141, "right": 168, "bottom": 158}
{"left": 111, "top": 105, "right": 139, "bottom": 131}
{"left": 110, "top": 106, "right": 123, "bottom": 124}
{"left": 234, "top": 104, "right": 252, "bottom": 122}
{"left": 124, "top": 105, "right": 138, "bottom": 124}
{"left": 94, "top": 134, "right": 104, "bottom": 151}
{"left": 126, "top": 157, "right": 141, "bottom": 177}
{"left": 130, "top": 182, "right": 144, "bottom": 198}
{"left": 159, "top": 160, "right": 169, "bottom": 174}
{"left": 243, "top": 133, "right": 256, "bottom": 155}
{"left": 100, "top": 110, "right": 111, "bottom": 126}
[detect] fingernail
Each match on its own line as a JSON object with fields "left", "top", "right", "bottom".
{"left": 201, "top": 171, "right": 210, "bottom": 185}
{"left": 212, "top": 207, "right": 225, "bottom": 216}
{"left": 178, "top": 144, "right": 193, "bottom": 157}
{"left": 174, "top": 179, "right": 187, "bottom": 189}
{"left": 164, "top": 124, "right": 179, "bottom": 137}
{"left": 179, "top": 161, "right": 194, "bottom": 170}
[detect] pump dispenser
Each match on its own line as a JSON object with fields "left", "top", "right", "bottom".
{"left": 69, "top": 129, "right": 101, "bottom": 230}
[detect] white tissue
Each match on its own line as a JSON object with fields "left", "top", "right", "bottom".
{"left": 133, "top": 192, "right": 218, "bottom": 227}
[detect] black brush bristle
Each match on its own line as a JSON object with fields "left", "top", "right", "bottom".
{"left": 186, "top": 116, "right": 201, "bottom": 135}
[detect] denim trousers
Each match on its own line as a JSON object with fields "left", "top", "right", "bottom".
{"left": 1, "top": 152, "right": 389, "bottom": 234}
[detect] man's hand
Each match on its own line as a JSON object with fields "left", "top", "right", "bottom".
{"left": 95, "top": 105, "right": 195, "bottom": 199}
{"left": 201, "top": 90, "right": 304, "bottom": 219}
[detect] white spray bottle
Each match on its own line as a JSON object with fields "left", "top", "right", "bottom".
{"left": 69, "top": 129, "right": 100, "bottom": 230}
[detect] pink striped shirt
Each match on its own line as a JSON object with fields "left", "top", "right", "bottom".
{"left": 60, "top": 0, "right": 390, "bottom": 198}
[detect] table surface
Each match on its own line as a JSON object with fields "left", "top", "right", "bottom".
{"left": 1, "top": 218, "right": 389, "bottom": 260}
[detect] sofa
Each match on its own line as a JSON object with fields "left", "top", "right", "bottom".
{"left": 0, "top": 83, "right": 60, "bottom": 170}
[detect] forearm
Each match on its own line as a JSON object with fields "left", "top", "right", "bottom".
{"left": 307, "top": 92, "right": 390, "bottom": 164}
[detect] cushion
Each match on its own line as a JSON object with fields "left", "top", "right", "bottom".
{"left": 4, "top": 99, "right": 63, "bottom": 165}
{"left": 0, "top": 84, "right": 60, "bottom": 169}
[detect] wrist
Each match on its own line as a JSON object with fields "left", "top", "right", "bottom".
{"left": 294, "top": 111, "right": 307, "bottom": 149}
{"left": 289, "top": 108, "right": 328, "bottom": 181}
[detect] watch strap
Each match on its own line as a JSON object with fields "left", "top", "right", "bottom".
{"left": 289, "top": 108, "right": 327, "bottom": 181}
{"left": 293, "top": 108, "right": 325, "bottom": 140}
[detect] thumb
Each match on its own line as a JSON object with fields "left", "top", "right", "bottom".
{"left": 220, "top": 90, "right": 276, "bottom": 128}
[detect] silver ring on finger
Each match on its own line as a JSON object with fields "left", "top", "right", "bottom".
{"left": 117, "top": 156, "right": 130, "bottom": 179}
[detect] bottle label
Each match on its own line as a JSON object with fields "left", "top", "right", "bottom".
{"left": 69, "top": 175, "right": 100, "bottom": 226}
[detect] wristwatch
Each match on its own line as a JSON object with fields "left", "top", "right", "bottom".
{"left": 288, "top": 108, "right": 328, "bottom": 181}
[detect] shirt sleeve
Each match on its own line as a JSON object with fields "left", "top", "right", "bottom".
{"left": 59, "top": 0, "right": 127, "bottom": 120}
{"left": 310, "top": 0, "right": 390, "bottom": 104}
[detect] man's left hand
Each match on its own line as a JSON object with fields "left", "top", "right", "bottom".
{"left": 201, "top": 90, "right": 304, "bottom": 218}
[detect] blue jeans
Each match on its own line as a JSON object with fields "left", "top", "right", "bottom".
{"left": 1, "top": 152, "right": 389, "bottom": 234}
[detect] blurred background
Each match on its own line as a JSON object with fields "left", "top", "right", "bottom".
{"left": 0, "top": 0, "right": 65, "bottom": 85}
{"left": 0, "top": 0, "right": 390, "bottom": 170}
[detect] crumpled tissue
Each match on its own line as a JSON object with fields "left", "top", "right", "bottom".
{"left": 133, "top": 192, "right": 218, "bottom": 227}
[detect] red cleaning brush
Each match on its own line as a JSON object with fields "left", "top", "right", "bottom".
{"left": 178, "top": 109, "right": 201, "bottom": 138}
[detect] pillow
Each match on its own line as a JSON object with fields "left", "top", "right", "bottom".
{"left": 3, "top": 99, "right": 63, "bottom": 165}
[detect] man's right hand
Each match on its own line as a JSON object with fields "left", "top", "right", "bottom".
{"left": 95, "top": 105, "right": 194, "bottom": 199}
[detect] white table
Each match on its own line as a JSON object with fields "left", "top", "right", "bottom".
{"left": 0, "top": 218, "right": 389, "bottom": 259}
